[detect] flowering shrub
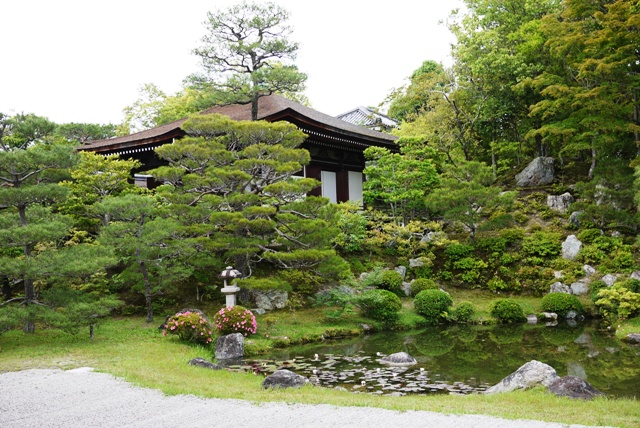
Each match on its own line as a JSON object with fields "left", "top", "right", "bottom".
{"left": 213, "top": 306, "right": 257, "bottom": 336}
{"left": 162, "top": 310, "right": 213, "bottom": 345}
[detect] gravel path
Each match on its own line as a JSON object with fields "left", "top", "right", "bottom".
{"left": 0, "top": 368, "right": 610, "bottom": 428}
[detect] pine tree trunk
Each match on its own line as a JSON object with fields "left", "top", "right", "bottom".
{"left": 136, "top": 250, "right": 153, "bottom": 323}
{"left": 20, "top": 204, "right": 36, "bottom": 333}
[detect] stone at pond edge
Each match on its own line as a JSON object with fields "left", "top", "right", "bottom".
{"left": 562, "top": 235, "right": 582, "bottom": 261}
{"left": 515, "top": 157, "right": 555, "bottom": 187}
{"left": 624, "top": 333, "right": 640, "bottom": 344}
{"left": 188, "top": 357, "right": 221, "bottom": 370}
{"left": 379, "top": 352, "right": 417, "bottom": 367}
{"left": 485, "top": 360, "right": 559, "bottom": 394}
{"left": 548, "top": 376, "right": 603, "bottom": 400}
{"left": 215, "top": 333, "right": 244, "bottom": 360}
{"left": 527, "top": 314, "right": 538, "bottom": 324}
{"left": 262, "top": 369, "right": 309, "bottom": 389}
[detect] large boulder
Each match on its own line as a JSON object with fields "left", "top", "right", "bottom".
{"left": 379, "top": 352, "right": 417, "bottom": 367}
{"left": 570, "top": 281, "right": 589, "bottom": 296}
{"left": 515, "top": 157, "right": 555, "bottom": 187}
{"left": 602, "top": 274, "right": 617, "bottom": 287}
{"left": 562, "top": 235, "right": 582, "bottom": 260}
{"left": 251, "top": 289, "right": 288, "bottom": 311}
{"left": 394, "top": 266, "right": 407, "bottom": 280}
{"left": 485, "top": 360, "right": 559, "bottom": 394}
{"left": 550, "top": 282, "right": 571, "bottom": 294}
{"left": 548, "top": 376, "right": 603, "bottom": 400}
{"left": 547, "top": 193, "right": 574, "bottom": 213}
{"left": 262, "top": 369, "right": 309, "bottom": 389}
{"left": 215, "top": 333, "right": 244, "bottom": 360}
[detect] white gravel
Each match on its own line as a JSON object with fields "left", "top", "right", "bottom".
{"left": 0, "top": 368, "right": 610, "bottom": 428}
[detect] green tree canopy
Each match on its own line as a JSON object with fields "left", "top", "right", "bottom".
{"left": 189, "top": 1, "right": 307, "bottom": 120}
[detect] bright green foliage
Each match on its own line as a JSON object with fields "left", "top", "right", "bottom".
{"left": 380, "top": 270, "right": 403, "bottom": 296}
{"left": 387, "top": 60, "right": 446, "bottom": 122}
{"left": 411, "top": 278, "right": 438, "bottom": 296}
{"left": 95, "top": 194, "right": 191, "bottom": 322}
{"left": 162, "top": 310, "right": 213, "bottom": 344}
{"left": 453, "top": 301, "right": 476, "bottom": 323}
{"left": 363, "top": 141, "right": 439, "bottom": 225}
{"left": 596, "top": 286, "right": 640, "bottom": 324}
{"left": 426, "top": 161, "right": 514, "bottom": 242}
{"left": 0, "top": 113, "right": 115, "bottom": 333}
{"left": 190, "top": 2, "right": 306, "bottom": 120}
{"left": 540, "top": 292, "right": 584, "bottom": 316}
{"left": 333, "top": 202, "right": 367, "bottom": 253}
{"left": 490, "top": 298, "right": 526, "bottom": 324}
{"left": 213, "top": 305, "right": 257, "bottom": 336}
{"left": 414, "top": 289, "right": 453, "bottom": 324}
{"left": 521, "top": 231, "right": 561, "bottom": 258}
{"left": 54, "top": 122, "right": 116, "bottom": 143}
{"left": 40, "top": 287, "right": 122, "bottom": 339}
{"left": 355, "top": 289, "right": 402, "bottom": 325}
{"left": 151, "top": 114, "right": 343, "bottom": 283}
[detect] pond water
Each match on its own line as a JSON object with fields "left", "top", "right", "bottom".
{"left": 238, "top": 322, "right": 640, "bottom": 398}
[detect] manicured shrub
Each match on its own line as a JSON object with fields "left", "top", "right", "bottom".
{"left": 540, "top": 292, "right": 583, "bottom": 316}
{"left": 410, "top": 278, "right": 438, "bottom": 296}
{"left": 521, "top": 231, "right": 561, "bottom": 258}
{"left": 490, "top": 299, "right": 526, "bottom": 324}
{"left": 356, "top": 289, "right": 402, "bottom": 325}
{"left": 162, "top": 310, "right": 213, "bottom": 345}
{"left": 453, "top": 301, "right": 476, "bottom": 323}
{"left": 595, "top": 286, "right": 640, "bottom": 323}
{"left": 380, "top": 269, "right": 403, "bottom": 296}
{"left": 414, "top": 289, "right": 453, "bottom": 324}
{"left": 213, "top": 306, "right": 257, "bottom": 336}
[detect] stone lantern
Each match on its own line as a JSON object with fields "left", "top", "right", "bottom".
{"left": 219, "top": 266, "right": 242, "bottom": 307}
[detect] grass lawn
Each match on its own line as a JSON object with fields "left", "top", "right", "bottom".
{"left": 1, "top": 314, "right": 639, "bottom": 428}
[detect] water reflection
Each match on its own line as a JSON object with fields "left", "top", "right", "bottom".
{"left": 240, "top": 321, "right": 640, "bottom": 398}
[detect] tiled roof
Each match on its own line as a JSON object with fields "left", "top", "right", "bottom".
{"left": 336, "top": 107, "right": 399, "bottom": 129}
{"left": 81, "top": 94, "right": 397, "bottom": 152}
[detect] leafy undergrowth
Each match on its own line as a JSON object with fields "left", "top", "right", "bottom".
{"left": 1, "top": 316, "right": 639, "bottom": 427}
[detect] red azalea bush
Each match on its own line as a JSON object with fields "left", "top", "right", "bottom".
{"left": 213, "top": 305, "right": 257, "bottom": 336}
{"left": 162, "top": 310, "right": 213, "bottom": 345}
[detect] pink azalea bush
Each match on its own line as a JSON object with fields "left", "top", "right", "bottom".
{"left": 213, "top": 305, "right": 257, "bottom": 336}
{"left": 161, "top": 310, "right": 213, "bottom": 345}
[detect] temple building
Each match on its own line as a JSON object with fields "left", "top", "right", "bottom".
{"left": 80, "top": 94, "right": 398, "bottom": 204}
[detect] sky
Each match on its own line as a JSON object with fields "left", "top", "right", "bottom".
{"left": 1, "top": 0, "right": 463, "bottom": 125}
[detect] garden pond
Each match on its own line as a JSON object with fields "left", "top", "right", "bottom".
{"left": 232, "top": 321, "right": 640, "bottom": 398}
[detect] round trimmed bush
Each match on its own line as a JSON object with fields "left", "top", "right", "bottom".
{"left": 453, "top": 301, "right": 476, "bottom": 323}
{"left": 414, "top": 289, "right": 453, "bottom": 324}
{"left": 213, "top": 305, "right": 257, "bottom": 336}
{"left": 380, "top": 269, "right": 403, "bottom": 296}
{"left": 541, "top": 292, "right": 583, "bottom": 316}
{"left": 410, "top": 278, "right": 438, "bottom": 297}
{"left": 490, "top": 299, "right": 526, "bottom": 324}
{"left": 162, "top": 310, "right": 213, "bottom": 345}
{"left": 356, "top": 289, "right": 402, "bottom": 325}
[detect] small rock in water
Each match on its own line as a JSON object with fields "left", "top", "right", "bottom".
{"left": 379, "top": 352, "right": 417, "bottom": 367}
